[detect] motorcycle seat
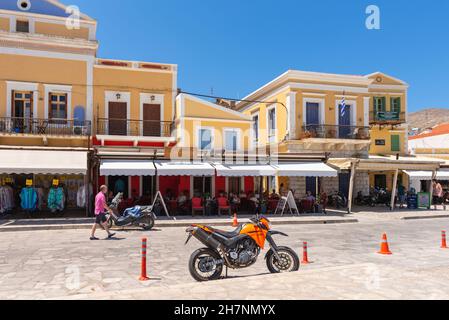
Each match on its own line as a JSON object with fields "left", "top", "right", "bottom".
{"left": 210, "top": 225, "right": 243, "bottom": 238}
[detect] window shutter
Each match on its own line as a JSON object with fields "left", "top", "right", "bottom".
{"left": 391, "top": 135, "right": 400, "bottom": 152}
{"left": 381, "top": 97, "right": 386, "bottom": 112}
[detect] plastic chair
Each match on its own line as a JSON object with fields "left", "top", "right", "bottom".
{"left": 191, "top": 197, "right": 204, "bottom": 216}
{"left": 217, "top": 197, "right": 231, "bottom": 216}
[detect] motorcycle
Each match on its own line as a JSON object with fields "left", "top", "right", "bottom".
{"left": 355, "top": 191, "right": 376, "bottom": 207}
{"left": 106, "top": 193, "right": 156, "bottom": 230}
{"left": 328, "top": 191, "right": 348, "bottom": 209}
{"left": 185, "top": 215, "right": 299, "bottom": 282}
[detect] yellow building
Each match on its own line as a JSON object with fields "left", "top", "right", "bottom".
{"left": 235, "top": 70, "right": 410, "bottom": 197}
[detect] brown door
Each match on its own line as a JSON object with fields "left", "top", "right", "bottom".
{"left": 108, "top": 102, "right": 127, "bottom": 135}
{"left": 142, "top": 104, "right": 161, "bottom": 137}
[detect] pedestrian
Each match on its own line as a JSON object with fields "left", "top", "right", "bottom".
{"left": 432, "top": 180, "right": 444, "bottom": 210}
{"left": 397, "top": 183, "right": 407, "bottom": 209}
{"left": 90, "top": 185, "right": 116, "bottom": 240}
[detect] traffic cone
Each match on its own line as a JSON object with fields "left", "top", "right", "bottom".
{"left": 232, "top": 213, "right": 239, "bottom": 227}
{"left": 441, "top": 231, "right": 448, "bottom": 249}
{"left": 302, "top": 242, "right": 311, "bottom": 264}
{"left": 378, "top": 233, "right": 393, "bottom": 255}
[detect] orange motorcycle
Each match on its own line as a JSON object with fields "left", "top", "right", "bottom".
{"left": 185, "top": 215, "right": 299, "bottom": 282}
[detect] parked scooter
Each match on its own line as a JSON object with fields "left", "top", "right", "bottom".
{"left": 328, "top": 191, "right": 348, "bottom": 209}
{"left": 355, "top": 191, "right": 376, "bottom": 207}
{"left": 106, "top": 193, "right": 156, "bottom": 230}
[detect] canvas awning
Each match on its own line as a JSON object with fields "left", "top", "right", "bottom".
{"left": 272, "top": 162, "right": 338, "bottom": 177}
{"left": 100, "top": 160, "right": 156, "bottom": 176}
{"left": 213, "top": 164, "right": 277, "bottom": 177}
{"left": 403, "top": 170, "right": 449, "bottom": 181}
{"left": 0, "top": 149, "right": 87, "bottom": 175}
{"left": 155, "top": 161, "right": 215, "bottom": 176}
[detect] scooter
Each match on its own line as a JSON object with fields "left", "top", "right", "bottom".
{"left": 106, "top": 193, "right": 156, "bottom": 230}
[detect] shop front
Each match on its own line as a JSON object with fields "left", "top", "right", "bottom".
{"left": 0, "top": 148, "right": 91, "bottom": 217}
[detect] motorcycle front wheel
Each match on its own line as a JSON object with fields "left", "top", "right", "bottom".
{"left": 266, "top": 246, "right": 300, "bottom": 274}
{"left": 189, "top": 248, "right": 223, "bottom": 282}
{"left": 139, "top": 215, "right": 155, "bottom": 230}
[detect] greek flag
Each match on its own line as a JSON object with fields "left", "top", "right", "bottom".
{"left": 340, "top": 94, "right": 347, "bottom": 118}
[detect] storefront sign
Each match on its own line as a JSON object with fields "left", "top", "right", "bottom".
{"left": 53, "top": 179, "right": 59, "bottom": 186}
{"left": 26, "top": 179, "right": 33, "bottom": 187}
{"left": 417, "top": 192, "right": 431, "bottom": 209}
{"left": 4, "top": 177, "right": 12, "bottom": 184}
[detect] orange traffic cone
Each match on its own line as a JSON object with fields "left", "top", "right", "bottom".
{"left": 232, "top": 213, "right": 239, "bottom": 227}
{"left": 441, "top": 231, "right": 448, "bottom": 249}
{"left": 378, "top": 233, "right": 393, "bottom": 255}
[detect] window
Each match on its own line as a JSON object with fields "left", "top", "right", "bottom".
{"left": 391, "top": 97, "right": 401, "bottom": 114}
{"left": 268, "top": 107, "right": 276, "bottom": 142}
{"left": 16, "top": 20, "right": 29, "bottom": 33}
{"left": 193, "top": 177, "right": 212, "bottom": 197}
{"left": 391, "top": 135, "right": 400, "bottom": 152}
{"left": 374, "top": 97, "right": 386, "bottom": 113}
{"left": 375, "top": 139, "right": 386, "bottom": 146}
{"left": 49, "top": 93, "right": 68, "bottom": 122}
{"left": 224, "top": 129, "right": 239, "bottom": 152}
{"left": 252, "top": 114, "right": 259, "bottom": 143}
{"left": 199, "top": 128, "right": 213, "bottom": 150}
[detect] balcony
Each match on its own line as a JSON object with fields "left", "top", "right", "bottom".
{"left": 96, "top": 118, "right": 174, "bottom": 138}
{"left": 302, "top": 125, "right": 371, "bottom": 140}
{"left": 371, "top": 111, "right": 406, "bottom": 125}
{"left": 0, "top": 117, "right": 91, "bottom": 136}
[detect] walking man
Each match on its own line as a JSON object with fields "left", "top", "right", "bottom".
{"left": 90, "top": 185, "right": 115, "bottom": 240}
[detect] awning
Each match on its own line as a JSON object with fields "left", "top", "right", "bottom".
{"left": 404, "top": 170, "right": 449, "bottom": 181}
{"left": 214, "top": 164, "right": 277, "bottom": 177}
{"left": 272, "top": 162, "right": 338, "bottom": 177}
{"left": 155, "top": 161, "right": 215, "bottom": 176}
{"left": 100, "top": 160, "right": 156, "bottom": 176}
{"left": 0, "top": 149, "right": 87, "bottom": 175}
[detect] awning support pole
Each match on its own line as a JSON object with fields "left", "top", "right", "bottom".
{"left": 390, "top": 169, "right": 399, "bottom": 211}
{"left": 347, "top": 161, "right": 357, "bottom": 214}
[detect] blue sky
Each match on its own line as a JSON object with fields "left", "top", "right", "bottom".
{"left": 72, "top": 0, "right": 449, "bottom": 112}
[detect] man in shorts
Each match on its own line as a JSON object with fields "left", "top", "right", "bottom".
{"left": 90, "top": 185, "right": 115, "bottom": 240}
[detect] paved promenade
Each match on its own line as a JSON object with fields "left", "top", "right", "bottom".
{"left": 1, "top": 209, "right": 449, "bottom": 299}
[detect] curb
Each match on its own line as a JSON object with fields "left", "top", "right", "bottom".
{"left": 0, "top": 218, "right": 358, "bottom": 233}
{"left": 401, "top": 215, "right": 449, "bottom": 221}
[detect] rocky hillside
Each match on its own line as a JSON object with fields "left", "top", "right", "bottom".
{"left": 408, "top": 108, "right": 449, "bottom": 132}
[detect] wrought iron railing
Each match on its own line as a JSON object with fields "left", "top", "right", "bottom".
{"left": 372, "top": 111, "right": 406, "bottom": 123}
{"left": 302, "top": 124, "right": 371, "bottom": 140}
{"left": 0, "top": 117, "right": 91, "bottom": 136}
{"left": 96, "top": 118, "right": 174, "bottom": 137}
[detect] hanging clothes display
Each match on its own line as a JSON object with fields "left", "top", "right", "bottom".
{"left": 48, "top": 187, "right": 65, "bottom": 213}
{"left": 20, "top": 187, "right": 38, "bottom": 212}
{"left": 76, "top": 184, "right": 92, "bottom": 208}
{"left": 0, "top": 185, "right": 14, "bottom": 214}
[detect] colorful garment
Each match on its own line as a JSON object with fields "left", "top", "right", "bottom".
{"left": 48, "top": 187, "right": 65, "bottom": 212}
{"left": 20, "top": 187, "right": 37, "bottom": 211}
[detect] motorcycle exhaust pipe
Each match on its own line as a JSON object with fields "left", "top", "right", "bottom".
{"left": 193, "top": 228, "right": 222, "bottom": 250}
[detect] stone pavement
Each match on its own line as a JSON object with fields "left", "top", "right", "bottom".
{"left": 1, "top": 211, "right": 449, "bottom": 299}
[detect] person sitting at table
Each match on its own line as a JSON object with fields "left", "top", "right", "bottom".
{"left": 229, "top": 193, "right": 241, "bottom": 213}
{"left": 279, "top": 183, "right": 287, "bottom": 197}
{"left": 305, "top": 191, "right": 316, "bottom": 202}
{"left": 270, "top": 189, "right": 280, "bottom": 200}
{"left": 177, "top": 190, "right": 189, "bottom": 215}
{"left": 249, "top": 193, "right": 260, "bottom": 215}
{"left": 164, "top": 188, "right": 174, "bottom": 201}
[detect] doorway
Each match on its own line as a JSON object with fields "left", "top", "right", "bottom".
{"left": 339, "top": 173, "right": 350, "bottom": 198}
{"left": 12, "top": 91, "right": 33, "bottom": 133}
{"left": 338, "top": 104, "right": 352, "bottom": 138}
{"left": 374, "top": 174, "right": 387, "bottom": 190}
{"left": 142, "top": 104, "right": 161, "bottom": 137}
{"left": 108, "top": 102, "right": 127, "bottom": 135}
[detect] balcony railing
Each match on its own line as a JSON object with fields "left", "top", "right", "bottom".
{"left": 302, "top": 125, "right": 371, "bottom": 140}
{"left": 96, "top": 118, "right": 174, "bottom": 138}
{"left": 371, "top": 111, "right": 406, "bottom": 124}
{"left": 0, "top": 117, "right": 91, "bottom": 136}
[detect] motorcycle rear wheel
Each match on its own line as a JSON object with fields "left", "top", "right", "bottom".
{"left": 139, "top": 215, "right": 155, "bottom": 230}
{"left": 266, "top": 246, "right": 300, "bottom": 274}
{"left": 189, "top": 248, "right": 223, "bottom": 282}
{"left": 106, "top": 218, "right": 113, "bottom": 229}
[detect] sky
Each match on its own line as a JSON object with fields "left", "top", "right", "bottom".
{"left": 71, "top": 0, "right": 449, "bottom": 112}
